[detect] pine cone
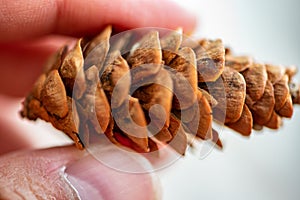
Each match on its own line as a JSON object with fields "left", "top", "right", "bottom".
{"left": 20, "top": 26, "right": 300, "bottom": 155}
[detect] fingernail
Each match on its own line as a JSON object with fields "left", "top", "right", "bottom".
{"left": 64, "top": 156, "right": 105, "bottom": 200}
{"left": 64, "top": 146, "right": 161, "bottom": 200}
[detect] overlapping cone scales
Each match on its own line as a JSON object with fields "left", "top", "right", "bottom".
{"left": 195, "top": 39, "right": 225, "bottom": 82}
{"left": 60, "top": 39, "right": 86, "bottom": 99}
{"left": 41, "top": 70, "right": 69, "bottom": 118}
{"left": 208, "top": 67, "right": 246, "bottom": 124}
{"left": 227, "top": 105, "right": 252, "bottom": 136}
{"left": 112, "top": 96, "right": 149, "bottom": 152}
{"left": 101, "top": 51, "right": 131, "bottom": 109}
{"left": 265, "top": 110, "right": 282, "bottom": 129}
{"left": 225, "top": 55, "right": 253, "bottom": 72}
{"left": 184, "top": 91, "right": 213, "bottom": 140}
{"left": 225, "top": 51, "right": 297, "bottom": 134}
{"left": 248, "top": 80, "right": 275, "bottom": 125}
{"left": 21, "top": 26, "right": 299, "bottom": 155}
{"left": 80, "top": 65, "right": 110, "bottom": 134}
{"left": 83, "top": 26, "right": 111, "bottom": 71}
{"left": 132, "top": 68, "right": 173, "bottom": 143}
{"left": 127, "top": 31, "right": 162, "bottom": 71}
{"left": 160, "top": 28, "right": 182, "bottom": 65}
{"left": 169, "top": 47, "right": 197, "bottom": 110}
{"left": 242, "top": 64, "right": 268, "bottom": 101}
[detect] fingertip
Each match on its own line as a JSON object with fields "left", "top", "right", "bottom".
{"left": 0, "top": 0, "right": 197, "bottom": 41}
{"left": 65, "top": 154, "right": 160, "bottom": 200}
{"left": 160, "top": 0, "right": 198, "bottom": 34}
{"left": 0, "top": 146, "right": 161, "bottom": 200}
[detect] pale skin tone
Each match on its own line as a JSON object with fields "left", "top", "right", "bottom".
{"left": 0, "top": 0, "right": 196, "bottom": 199}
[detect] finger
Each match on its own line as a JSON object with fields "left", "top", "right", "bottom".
{"left": 0, "top": 0, "right": 196, "bottom": 42}
{"left": 0, "top": 117, "right": 32, "bottom": 155}
{"left": 0, "top": 97, "right": 34, "bottom": 155}
{"left": 0, "top": 146, "right": 160, "bottom": 200}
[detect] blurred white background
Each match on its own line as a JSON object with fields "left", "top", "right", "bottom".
{"left": 159, "top": 0, "right": 300, "bottom": 200}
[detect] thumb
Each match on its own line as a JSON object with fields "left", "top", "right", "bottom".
{"left": 0, "top": 146, "right": 161, "bottom": 200}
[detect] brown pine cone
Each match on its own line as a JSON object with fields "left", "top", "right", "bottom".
{"left": 20, "top": 26, "right": 299, "bottom": 155}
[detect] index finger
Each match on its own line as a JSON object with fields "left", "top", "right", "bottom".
{"left": 0, "top": 0, "right": 196, "bottom": 42}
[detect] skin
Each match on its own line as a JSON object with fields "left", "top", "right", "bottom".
{"left": 0, "top": 0, "right": 196, "bottom": 199}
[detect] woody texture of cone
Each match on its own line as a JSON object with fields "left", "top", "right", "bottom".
{"left": 21, "top": 26, "right": 300, "bottom": 155}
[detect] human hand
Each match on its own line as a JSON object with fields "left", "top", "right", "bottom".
{"left": 0, "top": 0, "right": 196, "bottom": 199}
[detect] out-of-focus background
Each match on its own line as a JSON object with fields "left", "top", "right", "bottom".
{"left": 159, "top": 0, "right": 300, "bottom": 200}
